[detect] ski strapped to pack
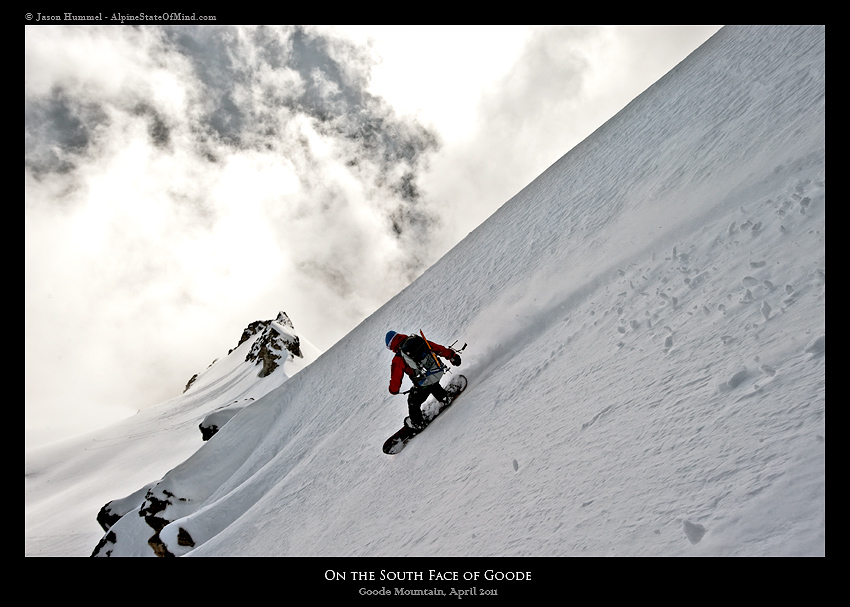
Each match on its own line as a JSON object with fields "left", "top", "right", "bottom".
{"left": 419, "top": 330, "right": 445, "bottom": 375}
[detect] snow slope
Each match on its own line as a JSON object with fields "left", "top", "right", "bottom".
{"left": 25, "top": 312, "right": 321, "bottom": 556}
{"left": 26, "top": 25, "right": 824, "bottom": 559}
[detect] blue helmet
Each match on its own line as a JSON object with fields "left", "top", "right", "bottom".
{"left": 385, "top": 331, "right": 397, "bottom": 350}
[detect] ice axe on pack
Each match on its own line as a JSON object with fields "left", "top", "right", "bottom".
{"left": 448, "top": 340, "right": 467, "bottom": 354}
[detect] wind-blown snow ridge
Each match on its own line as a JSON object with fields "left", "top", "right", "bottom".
{"left": 27, "top": 25, "right": 824, "bottom": 558}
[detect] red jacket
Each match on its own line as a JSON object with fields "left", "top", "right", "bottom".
{"left": 388, "top": 333, "right": 455, "bottom": 394}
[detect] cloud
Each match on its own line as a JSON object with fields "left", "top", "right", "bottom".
{"left": 25, "top": 25, "right": 445, "bottom": 443}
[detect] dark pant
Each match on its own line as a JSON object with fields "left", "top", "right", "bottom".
{"left": 408, "top": 382, "right": 448, "bottom": 425}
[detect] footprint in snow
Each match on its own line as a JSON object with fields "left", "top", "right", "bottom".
{"left": 783, "top": 284, "right": 797, "bottom": 305}
{"left": 683, "top": 520, "right": 707, "bottom": 545}
{"left": 718, "top": 366, "right": 748, "bottom": 391}
{"left": 804, "top": 335, "right": 825, "bottom": 355}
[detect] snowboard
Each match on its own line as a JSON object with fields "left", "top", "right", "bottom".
{"left": 382, "top": 374, "right": 468, "bottom": 455}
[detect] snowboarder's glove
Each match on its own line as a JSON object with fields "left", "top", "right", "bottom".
{"left": 450, "top": 354, "right": 462, "bottom": 366}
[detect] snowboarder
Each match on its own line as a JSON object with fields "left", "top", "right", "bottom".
{"left": 385, "top": 331, "right": 462, "bottom": 430}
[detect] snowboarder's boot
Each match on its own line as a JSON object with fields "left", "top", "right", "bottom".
{"left": 404, "top": 416, "right": 424, "bottom": 431}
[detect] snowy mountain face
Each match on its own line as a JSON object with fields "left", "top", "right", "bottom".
{"left": 25, "top": 311, "right": 320, "bottom": 557}
{"left": 86, "top": 311, "right": 322, "bottom": 557}
{"left": 26, "top": 26, "right": 824, "bottom": 561}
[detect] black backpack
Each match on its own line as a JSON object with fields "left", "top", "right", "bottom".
{"left": 398, "top": 335, "right": 446, "bottom": 387}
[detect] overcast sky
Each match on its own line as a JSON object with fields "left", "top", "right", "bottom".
{"left": 25, "top": 25, "right": 722, "bottom": 447}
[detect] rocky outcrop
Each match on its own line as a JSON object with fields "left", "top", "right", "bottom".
{"left": 177, "top": 527, "right": 195, "bottom": 547}
{"left": 139, "top": 487, "right": 190, "bottom": 557}
{"left": 242, "top": 311, "right": 304, "bottom": 378}
{"left": 139, "top": 488, "right": 179, "bottom": 534}
{"left": 96, "top": 503, "right": 123, "bottom": 532}
{"left": 146, "top": 527, "right": 194, "bottom": 557}
{"left": 148, "top": 532, "right": 173, "bottom": 557}
{"left": 95, "top": 483, "right": 155, "bottom": 532}
{"left": 185, "top": 311, "right": 305, "bottom": 391}
{"left": 91, "top": 481, "right": 158, "bottom": 556}
{"left": 90, "top": 530, "right": 117, "bottom": 557}
{"left": 183, "top": 374, "right": 198, "bottom": 393}
{"left": 199, "top": 401, "right": 250, "bottom": 441}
